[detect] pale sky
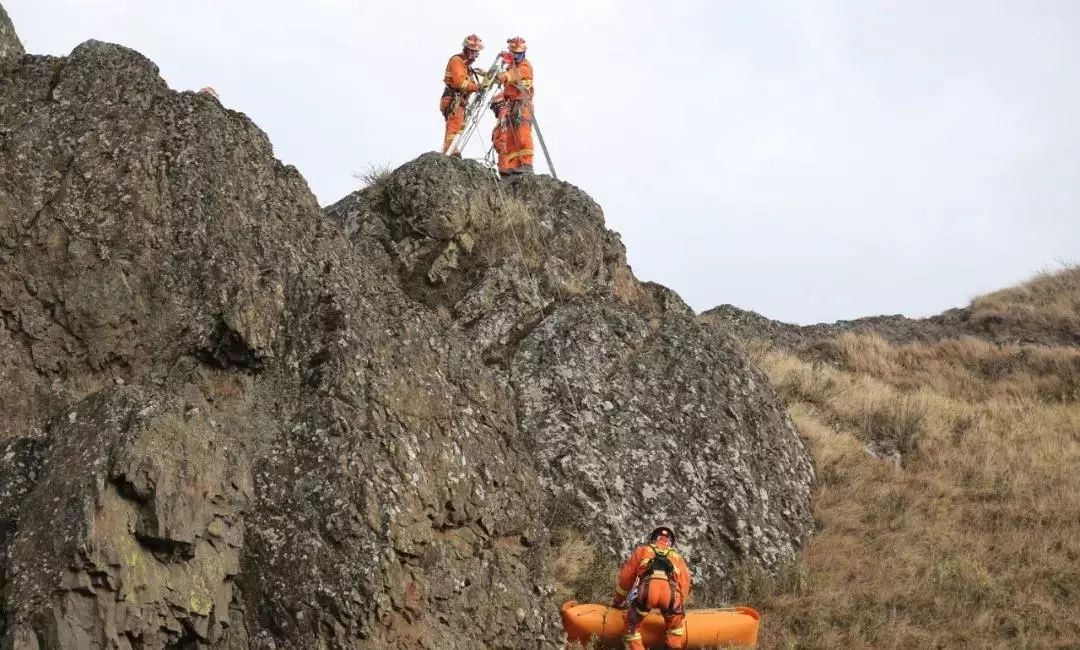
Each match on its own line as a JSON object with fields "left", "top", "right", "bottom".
{"left": 7, "top": 0, "right": 1080, "bottom": 324}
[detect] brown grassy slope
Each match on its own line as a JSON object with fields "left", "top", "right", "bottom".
{"left": 706, "top": 264, "right": 1080, "bottom": 349}
{"left": 968, "top": 266, "right": 1080, "bottom": 346}
{"left": 725, "top": 268, "right": 1080, "bottom": 649}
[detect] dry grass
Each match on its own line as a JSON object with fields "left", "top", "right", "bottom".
{"left": 551, "top": 530, "right": 616, "bottom": 607}
{"left": 560, "top": 275, "right": 590, "bottom": 297}
{"left": 482, "top": 195, "right": 544, "bottom": 270}
{"left": 968, "top": 264, "right": 1080, "bottom": 342}
{"left": 353, "top": 162, "right": 394, "bottom": 191}
{"left": 743, "top": 331, "right": 1080, "bottom": 649}
{"left": 612, "top": 265, "right": 643, "bottom": 305}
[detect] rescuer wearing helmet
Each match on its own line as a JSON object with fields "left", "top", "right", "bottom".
{"left": 612, "top": 526, "right": 692, "bottom": 650}
{"left": 441, "top": 34, "right": 485, "bottom": 155}
{"left": 496, "top": 36, "right": 534, "bottom": 174}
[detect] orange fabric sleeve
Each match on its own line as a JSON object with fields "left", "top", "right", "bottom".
{"left": 500, "top": 60, "right": 534, "bottom": 100}
{"left": 616, "top": 545, "right": 648, "bottom": 595}
{"left": 445, "top": 55, "right": 478, "bottom": 93}
{"left": 519, "top": 60, "right": 534, "bottom": 97}
{"left": 674, "top": 552, "right": 692, "bottom": 599}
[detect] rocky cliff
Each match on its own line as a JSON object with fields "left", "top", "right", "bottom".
{"left": 0, "top": 3, "right": 22, "bottom": 65}
{"left": 0, "top": 7, "right": 813, "bottom": 648}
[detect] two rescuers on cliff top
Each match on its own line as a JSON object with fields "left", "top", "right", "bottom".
{"left": 440, "top": 34, "right": 534, "bottom": 175}
{"left": 612, "top": 526, "right": 692, "bottom": 650}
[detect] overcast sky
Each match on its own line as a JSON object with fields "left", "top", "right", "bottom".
{"left": 7, "top": 0, "right": 1079, "bottom": 324}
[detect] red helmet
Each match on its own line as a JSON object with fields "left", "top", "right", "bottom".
{"left": 463, "top": 34, "right": 484, "bottom": 52}
{"left": 506, "top": 36, "right": 527, "bottom": 54}
{"left": 649, "top": 526, "right": 677, "bottom": 546}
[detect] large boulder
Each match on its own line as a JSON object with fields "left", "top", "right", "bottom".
{"left": 328, "top": 156, "right": 815, "bottom": 586}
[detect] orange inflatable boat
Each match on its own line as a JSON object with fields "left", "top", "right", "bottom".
{"left": 561, "top": 601, "right": 760, "bottom": 648}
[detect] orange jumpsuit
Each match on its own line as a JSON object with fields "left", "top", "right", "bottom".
{"left": 499, "top": 59, "right": 534, "bottom": 171}
{"left": 614, "top": 543, "right": 692, "bottom": 650}
{"left": 440, "top": 54, "right": 480, "bottom": 154}
{"left": 491, "top": 103, "right": 512, "bottom": 175}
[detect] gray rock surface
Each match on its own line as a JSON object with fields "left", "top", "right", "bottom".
{"left": 0, "top": 3, "right": 21, "bottom": 65}
{"left": 327, "top": 157, "right": 815, "bottom": 587}
{"left": 1, "top": 6, "right": 813, "bottom": 647}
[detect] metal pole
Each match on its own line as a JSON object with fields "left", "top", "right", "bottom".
{"left": 531, "top": 115, "right": 557, "bottom": 180}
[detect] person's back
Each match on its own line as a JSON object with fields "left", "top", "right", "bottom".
{"left": 612, "top": 527, "right": 691, "bottom": 650}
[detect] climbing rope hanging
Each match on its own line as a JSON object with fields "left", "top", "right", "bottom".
{"left": 486, "top": 170, "right": 594, "bottom": 479}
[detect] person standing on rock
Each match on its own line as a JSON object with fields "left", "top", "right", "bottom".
{"left": 440, "top": 34, "right": 485, "bottom": 156}
{"left": 497, "top": 36, "right": 534, "bottom": 175}
{"left": 612, "top": 526, "right": 691, "bottom": 650}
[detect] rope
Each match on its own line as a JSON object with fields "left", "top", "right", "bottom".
{"left": 487, "top": 170, "right": 592, "bottom": 455}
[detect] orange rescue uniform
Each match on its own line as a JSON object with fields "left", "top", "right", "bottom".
{"left": 499, "top": 58, "right": 534, "bottom": 171}
{"left": 614, "top": 543, "right": 692, "bottom": 650}
{"left": 440, "top": 54, "right": 480, "bottom": 154}
{"left": 492, "top": 108, "right": 511, "bottom": 175}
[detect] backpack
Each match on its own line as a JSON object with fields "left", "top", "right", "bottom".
{"left": 640, "top": 544, "right": 680, "bottom": 579}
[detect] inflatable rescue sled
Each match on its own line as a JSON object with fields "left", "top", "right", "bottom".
{"left": 561, "top": 601, "right": 760, "bottom": 648}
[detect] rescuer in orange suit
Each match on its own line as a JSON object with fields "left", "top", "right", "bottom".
{"left": 497, "top": 36, "right": 534, "bottom": 174}
{"left": 612, "top": 526, "right": 692, "bottom": 650}
{"left": 441, "top": 34, "right": 485, "bottom": 155}
{"left": 490, "top": 93, "right": 512, "bottom": 176}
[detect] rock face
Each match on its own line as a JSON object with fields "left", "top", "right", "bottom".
{"left": 327, "top": 159, "right": 815, "bottom": 585}
{"left": 0, "top": 3, "right": 22, "bottom": 64}
{"left": 0, "top": 6, "right": 813, "bottom": 648}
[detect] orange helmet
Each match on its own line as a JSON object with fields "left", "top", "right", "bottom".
{"left": 463, "top": 34, "right": 484, "bottom": 52}
{"left": 506, "top": 36, "right": 527, "bottom": 54}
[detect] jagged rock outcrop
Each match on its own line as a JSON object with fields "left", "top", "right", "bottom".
{"left": 1, "top": 6, "right": 813, "bottom": 648}
{"left": 702, "top": 304, "right": 971, "bottom": 349}
{"left": 328, "top": 158, "right": 814, "bottom": 586}
{"left": 4, "top": 388, "right": 250, "bottom": 649}
{"left": 0, "top": 4, "right": 22, "bottom": 65}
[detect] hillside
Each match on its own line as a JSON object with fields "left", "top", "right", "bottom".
{"left": 706, "top": 266, "right": 1080, "bottom": 350}
{"left": 0, "top": 7, "right": 812, "bottom": 648}
{"left": 706, "top": 267, "right": 1080, "bottom": 648}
